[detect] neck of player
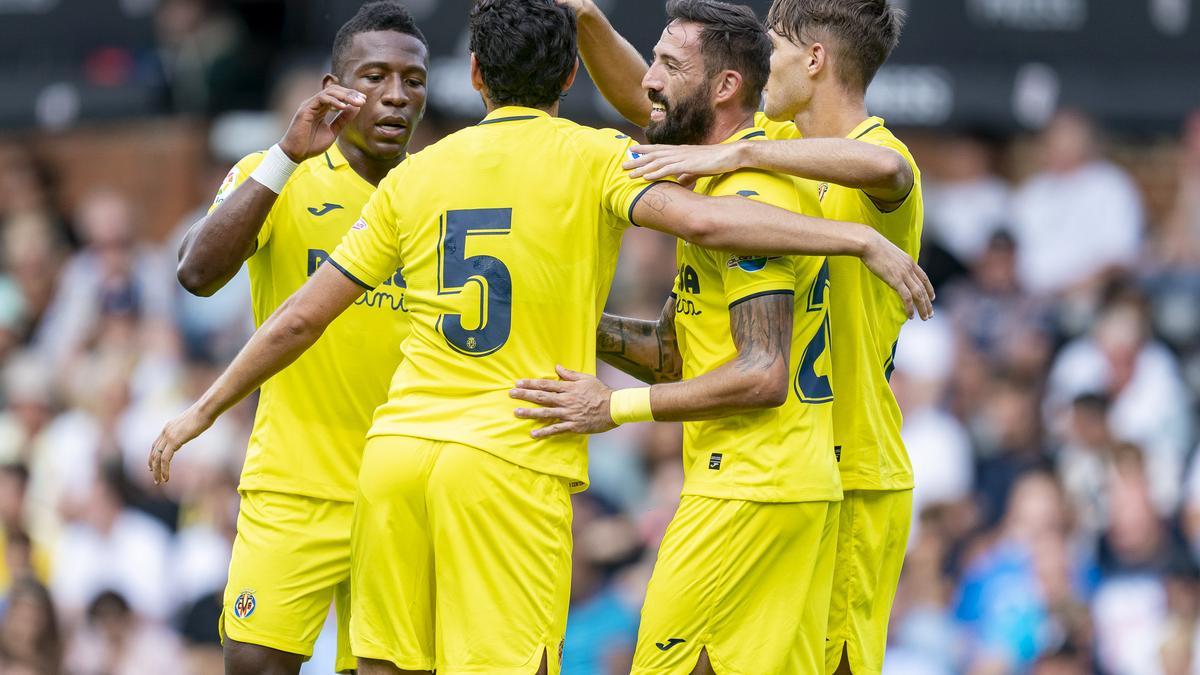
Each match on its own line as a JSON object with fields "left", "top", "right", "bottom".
{"left": 792, "top": 85, "right": 870, "bottom": 140}
{"left": 337, "top": 137, "right": 405, "bottom": 187}
{"left": 703, "top": 109, "right": 758, "bottom": 146}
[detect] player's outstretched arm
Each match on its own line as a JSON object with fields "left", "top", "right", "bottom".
{"left": 148, "top": 264, "right": 364, "bottom": 483}
{"left": 511, "top": 293, "right": 792, "bottom": 436}
{"left": 554, "top": 0, "right": 651, "bottom": 127}
{"left": 625, "top": 138, "right": 913, "bottom": 205}
{"left": 596, "top": 297, "right": 682, "bottom": 384}
{"left": 631, "top": 183, "right": 934, "bottom": 319}
{"left": 177, "top": 85, "right": 365, "bottom": 296}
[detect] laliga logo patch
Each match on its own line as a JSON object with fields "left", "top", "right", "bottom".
{"left": 233, "top": 590, "right": 256, "bottom": 619}
{"left": 214, "top": 167, "right": 240, "bottom": 205}
{"left": 817, "top": 182, "right": 829, "bottom": 202}
{"left": 727, "top": 255, "right": 778, "bottom": 272}
{"left": 627, "top": 149, "right": 642, "bottom": 162}
{"left": 351, "top": 218, "right": 368, "bottom": 231}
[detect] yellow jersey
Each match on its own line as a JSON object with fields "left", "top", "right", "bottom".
{"left": 673, "top": 126, "right": 840, "bottom": 504}
{"left": 211, "top": 141, "right": 410, "bottom": 502}
{"left": 757, "top": 113, "right": 923, "bottom": 491}
{"left": 328, "top": 106, "right": 661, "bottom": 490}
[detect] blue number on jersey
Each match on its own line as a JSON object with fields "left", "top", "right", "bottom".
{"left": 794, "top": 260, "right": 833, "bottom": 403}
{"left": 437, "top": 208, "right": 513, "bottom": 356}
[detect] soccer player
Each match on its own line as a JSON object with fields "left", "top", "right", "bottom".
{"left": 510, "top": 2, "right": 839, "bottom": 673}
{"left": 149, "top": 1, "right": 929, "bottom": 673}
{"left": 563, "top": 1, "right": 922, "bottom": 673}
{"left": 172, "top": 3, "right": 428, "bottom": 672}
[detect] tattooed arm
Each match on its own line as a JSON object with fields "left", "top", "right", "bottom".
{"left": 596, "top": 296, "right": 682, "bottom": 384}
{"left": 511, "top": 292, "right": 792, "bottom": 436}
{"left": 646, "top": 293, "right": 792, "bottom": 421}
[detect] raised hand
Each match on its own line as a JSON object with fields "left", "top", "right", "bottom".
{"left": 278, "top": 85, "right": 366, "bottom": 163}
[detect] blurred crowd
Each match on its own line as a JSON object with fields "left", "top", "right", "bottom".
{"left": 1, "top": 6, "right": 1200, "bottom": 674}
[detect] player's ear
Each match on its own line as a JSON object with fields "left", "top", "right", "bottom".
{"left": 713, "top": 70, "right": 743, "bottom": 106}
{"left": 469, "top": 53, "right": 485, "bottom": 93}
{"left": 561, "top": 58, "right": 580, "bottom": 94}
{"left": 808, "top": 42, "right": 826, "bottom": 78}
{"left": 322, "top": 73, "right": 339, "bottom": 89}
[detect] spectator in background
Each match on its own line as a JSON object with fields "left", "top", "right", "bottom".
{"left": 1047, "top": 284, "right": 1193, "bottom": 514}
{"left": 954, "top": 472, "right": 1086, "bottom": 672}
{"left": 50, "top": 464, "right": 171, "bottom": 624}
{"left": 972, "top": 371, "right": 1050, "bottom": 529}
{"left": 943, "top": 230, "right": 1053, "bottom": 375}
{"left": 0, "top": 577, "right": 61, "bottom": 674}
{"left": 1010, "top": 110, "right": 1143, "bottom": 304}
{"left": 33, "top": 189, "right": 174, "bottom": 371}
{"left": 1153, "top": 110, "right": 1200, "bottom": 268}
{"left": 563, "top": 493, "right": 642, "bottom": 675}
{"left": 1092, "top": 445, "right": 1195, "bottom": 675}
{"left": 65, "top": 590, "right": 185, "bottom": 675}
{"left": 922, "top": 131, "right": 1012, "bottom": 265}
{"left": 1054, "top": 394, "right": 1115, "bottom": 542}
{"left": 154, "top": 0, "right": 258, "bottom": 114}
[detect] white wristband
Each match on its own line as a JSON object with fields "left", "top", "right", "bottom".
{"left": 249, "top": 144, "right": 299, "bottom": 194}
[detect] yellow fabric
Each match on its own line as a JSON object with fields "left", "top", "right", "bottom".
{"left": 671, "top": 126, "right": 840, "bottom": 503}
{"left": 826, "top": 489, "right": 913, "bottom": 675}
{"left": 350, "top": 435, "right": 571, "bottom": 674}
{"left": 329, "top": 106, "right": 660, "bottom": 490}
{"left": 221, "top": 490, "right": 356, "bottom": 672}
{"left": 210, "top": 142, "right": 410, "bottom": 502}
{"left": 631, "top": 495, "right": 839, "bottom": 674}
{"left": 759, "top": 114, "right": 923, "bottom": 491}
{"left": 611, "top": 387, "right": 654, "bottom": 424}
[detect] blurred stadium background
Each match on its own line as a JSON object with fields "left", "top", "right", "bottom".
{"left": 2, "top": 0, "right": 1200, "bottom": 673}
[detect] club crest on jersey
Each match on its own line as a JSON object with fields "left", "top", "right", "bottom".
{"left": 351, "top": 218, "right": 368, "bottom": 231}
{"left": 817, "top": 182, "right": 829, "bottom": 202}
{"left": 232, "top": 591, "right": 256, "bottom": 619}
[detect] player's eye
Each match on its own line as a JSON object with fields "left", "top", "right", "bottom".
{"left": 365, "top": 74, "right": 384, "bottom": 83}
{"left": 406, "top": 79, "right": 425, "bottom": 88}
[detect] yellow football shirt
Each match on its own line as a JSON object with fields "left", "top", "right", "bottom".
{"left": 758, "top": 113, "right": 923, "bottom": 491}
{"left": 672, "top": 126, "right": 840, "bottom": 504}
{"left": 328, "top": 106, "right": 661, "bottom": 490}
{"left": 210, "top": 141, "right": 410, "bottom": 501}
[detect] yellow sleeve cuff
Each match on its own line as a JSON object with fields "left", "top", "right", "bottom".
{"left": 609, "top": 387, "right": 654, "bottom": 425}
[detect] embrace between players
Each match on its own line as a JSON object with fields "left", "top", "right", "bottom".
{"left": 151, "top": 0, "right": 930, "bottom": 673}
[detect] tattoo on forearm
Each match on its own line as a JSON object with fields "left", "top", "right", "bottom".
{"left": 597, "top": 297, "right": 682, "bottom": 383}
{"left": 730, "top": 294, "right": 793, "bottom": 374}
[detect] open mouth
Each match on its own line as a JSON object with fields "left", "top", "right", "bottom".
{"left": 375, "top": 118, "right": 408, "bottom": 138}
{"left": 649, "top": 103, "right": 667, "bottom": 122}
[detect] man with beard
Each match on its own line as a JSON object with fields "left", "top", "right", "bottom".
{"left": 559, "top": 1, "right": 922, "bottom": 673}
{"left": 510, "top": 2, "right": 840, "bottom": 673}
{"left": 170, "top": 3, "right": 426, "bottom": 672}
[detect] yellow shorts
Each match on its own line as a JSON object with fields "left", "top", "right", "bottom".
{"left": 351, "top": 435, "right": 572, "bottom": 674}
{"left": 221, "top": 490, "right": 355, "bottom": 672}
{"left": 632, "top": 495, "right": 840, "bottom": 675}
{"left": 826, "top": 489, "right": 913, "bottom": 675}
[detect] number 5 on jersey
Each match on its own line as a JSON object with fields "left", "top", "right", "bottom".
{"left": 795, "top": 260, "right": 833, "bottom": 403}
{"left": 437, "top": 208, "right": 513, "bottom": 356}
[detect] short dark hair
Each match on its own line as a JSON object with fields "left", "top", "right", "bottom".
{"left": 332, "top": 1, "right": 428, "bottom": 76}
{"left": 469, "top": 0, "right": 577, "bottom": 109}
{"left": 766, "top": 0, "right": 905, "bottom": 92}
{"left": 666, "top": 0, "right": 772, "bottom": 111}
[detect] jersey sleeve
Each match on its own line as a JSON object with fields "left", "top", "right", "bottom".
{"left": 593, "top": 132, "right": 674, "bottom": 227}
{"left": 327, "top": 166, "right": 406, "bottom": 290}
{"left": 208, "top": 151, "right": 276, "bottom": 251}
{"left": 708, "top": 169, "right": 803, "bottom": 306}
